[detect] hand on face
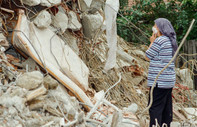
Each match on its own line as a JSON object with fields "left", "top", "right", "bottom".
{"left": 150, "top": 33, "right": 157, "bottom": 43}
{"left": 150, "top": 24, "right": 159, "bottom": 43}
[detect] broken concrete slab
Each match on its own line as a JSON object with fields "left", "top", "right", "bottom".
{"left": 22, "top": 0, "right": 40, "bottom": 6}
{"left": 82, "top": 12, "right": 103, "bottom": 39}
{"left": 33, "top": 10, "right": 52, "bottom": 29}
{"left": 16, "top": 71, "right": 43, "bottom": 90}
{"left": 68, "top": 11, "right": 82, "bottom": 31}
{"left": 63, "top": 31, "right": 79, "bottom": 55}
{"left": 51, "top": 11, "right": 68, "bottom": 33}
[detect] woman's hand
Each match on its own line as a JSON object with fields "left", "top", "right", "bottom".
{"left": 150, "top": 33, "right": 157, "bottom": 43}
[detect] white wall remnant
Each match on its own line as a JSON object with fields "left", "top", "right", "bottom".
{"left": 104, "top": 0, "right": 119, "bottom": 71}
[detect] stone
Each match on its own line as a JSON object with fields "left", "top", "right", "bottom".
{"left": 52, "top": 11, "right": 68, "bottom": 33}
{"left": 184, "top": 108, "right": 197, "bottom": 120}
{"left": 68, "top": 11, "right": 82, "bottom": 31}
{"left": 22, "top": 57, "right": 40, "bottom": 72}
{"left": 78, "top": 0, "right": 92, "bottom": 12}
{"left": 40, "top": 0, "right": 61, "bottom": 7}
{"left": 175, "top": 68, "right": 194, "bottom": 89}
{"left": 170, "top": 122, "right": 181, "bottom": 127}
{"left": 22, "top": 0, "right": 40, "bottom": 6}
{"left": 33, "top": 10, "right": 52, "bottom": 29}
{"left": 0, "top": 96, "right": 25, "bottom": 113}
{"left": 82, "top": 12, "right": 103, "bottom": 39}
{"left": 0, "top": 33, "right": 9, "bottom": 50}
{"left": 126, "top": 103, "right": 138, "bottom": 114}
{"left": 89, "top": 0, "right": 104, "bottom": 14}
{"left": 16, "top": 71, "right": 43, "bottom": 90}
{"left": 43, "top": 75, "right": 59, "bottom": 89}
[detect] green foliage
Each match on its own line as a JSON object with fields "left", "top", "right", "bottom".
{"left": 117, "top": 0, "right": 197, "bottom": 44}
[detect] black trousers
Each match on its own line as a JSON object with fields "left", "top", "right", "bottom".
{"left": 148, "top": 85, "right": 173, "bottom": 127}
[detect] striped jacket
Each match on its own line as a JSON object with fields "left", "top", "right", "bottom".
{"left": 145, "top": 35, "right": 176, "bottom": 88}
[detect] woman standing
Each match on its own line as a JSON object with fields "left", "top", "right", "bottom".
{"left": 145, "top": 18, "right": 178, "bottom": 127}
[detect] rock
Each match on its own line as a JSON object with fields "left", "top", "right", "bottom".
{"left": 43, "top": 75, "right": 59, "bottom": 89}
{"left": 0, "top": 33, "right": 9, "bottom": 50}
{"left": 52, "top": 11, "right": 68, "bottom": 33}
{"left": 170, "top": 122, "right": 181, "bottom": 127}
{"left": 126, "top": 103, "right": 138, "bottom": 114}
{"left": 16, "top": 71, "right": 43, "bottom": 90}
{"left": 82, "top": 12, "right": 103, "bottom": 39}
{"left": 118, "top": 118, "right": 138, "bottom": 127}
{"left": 175, "top": 68, "right": 194, "bottom": 89}
{"left": 184, "top": 108, "right": 197, "bottom": 120}
{"left": 40, "top": 0, "right": 61, "bottom": 7}
{"left": 22, "top": 0, "right": 40, "bottom": 6}
{"left": 63, "top": 31, "right": 79, "bottom": 55}
{"left": 33, "top": 10, "right": 51, "bottom": 29}
{"left": 89, "top": 0, "right": 104, "bottom": 14}
{"left": 68, "top": 11, "right": 82, "bottom": 31}
{"left": 22, "top": 58, "right": 40, "bottom": 72}
{"left": 0, "top": 95, "right": 25, "bottom": 113}
{"left": 79, "top": 0, "right": 92, "bottom": 12}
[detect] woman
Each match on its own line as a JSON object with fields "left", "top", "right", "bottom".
{"left": 145, "top": 18, "right": 178, "bottom": 127}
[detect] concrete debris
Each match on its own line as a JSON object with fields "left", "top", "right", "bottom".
{"left": 68, "top": 11, "right": 82, "bottom": 31}
{"left": 89, "top": 0, "right": 104, "bottom": 14}
{"left": 175, "top": 68, "right": 194, "bottom": 89}
{"left": 0, "top": 33, "right": 9, "bottom": 50}
{"left": 21, "top": 58, "right": 40, "bottom": 72}
{"left": 43, "top": 75, "right": 59, "bottom": 89}
{"left": 82, "top": 12, "right": 103, "bottom": 39}
{"left": 78, "top": 0, "right": 92, "bottom": 12}
{"left": 22, "top": 0, "right": 40, "bottom": 6}
{"left": 0, "top": 1, "right": 196, "bottom": 127}
{"left": 51, "top": 11, "right": 68, "bottom": 33}
{"left": 184, "top": 108, "right": 197, "bottom": 123}
{"left": 16, "top": 71, "right": 43, "bottom": 90}
{"left": 40, "top": 0, "right": 61, "bottom": 7}
{"left": 63, "top": 31, "right": 80, "bottom": 55}
{"left": 33, "top": 10, "right": 52, "bottom": 29}
{"left": 125, "top": 103, "right": 138, "bottom": 114}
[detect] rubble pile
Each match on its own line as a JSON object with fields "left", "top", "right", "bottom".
{"left": 0, "top": 0, "right": 196, "bottom": 127}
